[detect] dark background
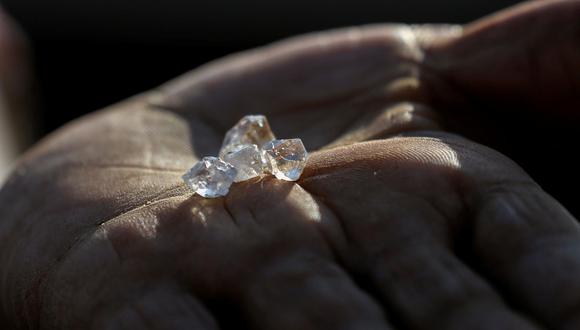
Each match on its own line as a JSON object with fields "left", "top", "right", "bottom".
{"left": 3, "top": 0, "right": 524, "bottom": 135}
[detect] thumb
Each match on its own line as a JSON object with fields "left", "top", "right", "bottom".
{"left": 425, "top": 0, "right": 580, "bottom": 117}
{"left": 419, "top": 0, "right": 580, "bottom": 218}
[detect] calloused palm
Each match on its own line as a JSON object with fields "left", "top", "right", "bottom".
{"left": 1, "top": 1, "right": 580, "bottom": 329}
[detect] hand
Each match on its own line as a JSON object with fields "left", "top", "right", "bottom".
{"left": 1, "top": 0, "right": 579, "bottom": 329}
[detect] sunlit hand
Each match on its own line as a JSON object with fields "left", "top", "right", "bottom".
{"left": 1, "top": 1, "right": 579, "bottom": 329}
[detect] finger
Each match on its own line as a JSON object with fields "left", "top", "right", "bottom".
{"left": 155, "top": 24, "right": 421, "bottom": 121}
{"left": 240, "top": 252, "right": 392, "bottom": 330}
{"left": 147, "top": 13, "right": 465, "bottom": 119}
{"left": 370, "top": 243, "right": 542, "bottom": 329}
{"left": 472, "top": 182, "right": 580, "bottom": 329}
{"left": 359, "top": 194, "right": 541, "bottom": 329}
{"left": 320, "top": 134, "right": 580, "bottom": 328}
{"left": 315, "top": 206, "right": 542, "bottom": 330}
{"left": 151, "top": 24, "right": 457, "bottom": 150}
{"left": 301, "top": 138, "right": 543, "bottom": 329}
{"left": 425, "top": 0, "right": 580, "bottom": 115}
{"left": 92, "top": 284, "right": 219, "bottom": 330}
{"left": 224, "top": 179, "right": 392, "bottom": 329}
{"left": 422, "top": 0, "right": 580, "bottom": 218}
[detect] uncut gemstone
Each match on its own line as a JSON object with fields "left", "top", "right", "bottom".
{"left": 219, "top": 115, "right": 276, "bottom": 158}
{"left": 223, "top": 144, "right": 270, "bottom": 182}
{"left": 262, "top": 139, "right": 308, "bottom": 181}
{"left": 182, "top": 156, "right": 237, "bottom": 198}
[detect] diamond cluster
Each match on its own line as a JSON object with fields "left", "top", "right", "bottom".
{"left": 182, "top": 115, "right": 308, "bottom": 198}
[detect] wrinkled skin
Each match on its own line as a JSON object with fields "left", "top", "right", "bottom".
{"left": 2, "top": 1, "right": 580, "bottom": 329}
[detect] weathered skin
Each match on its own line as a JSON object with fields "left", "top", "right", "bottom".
{"left": 1, "top": 0, "right": 580, "bottom": 329}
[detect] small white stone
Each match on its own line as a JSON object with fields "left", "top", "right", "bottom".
{"left": 182, "top": 157, "right": 237, "bottom": 198}
{"left": 219, "top": 115, "right": 276, "bottom": 158}
{"left": 223, "top": 144, "right": 270, "bottom": 182}
{"left": 262, "top": 139, "right": 308, "bottom": 181}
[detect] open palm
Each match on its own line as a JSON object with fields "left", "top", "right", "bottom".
{"left": 1, "top": 1, "right": 580, "bottom": 329}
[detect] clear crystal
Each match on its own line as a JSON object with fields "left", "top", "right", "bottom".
{"left": 182, "top": 156, "right": 237, "bottom": 198}
{"left": 219, "top": 115, "right": 276, "bottom": 158}
{"left": 262, "top": 139, "right": 308, "bottom": 181}
{"left": 222, "top": 144, "right": 269, "bottom": 182}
